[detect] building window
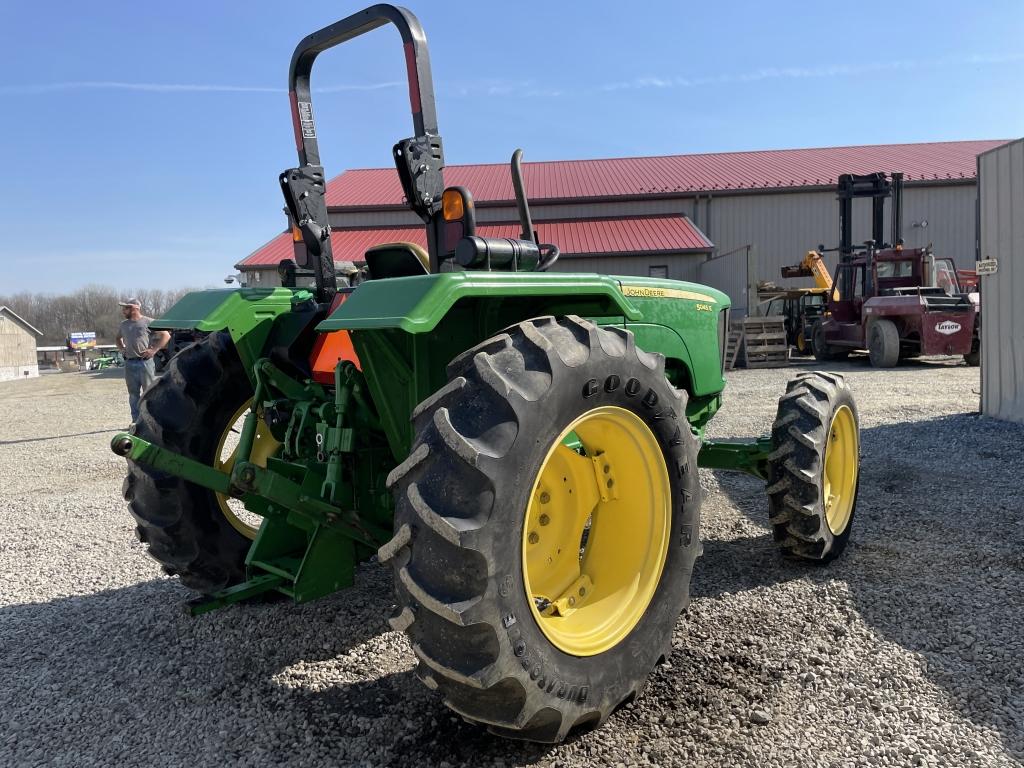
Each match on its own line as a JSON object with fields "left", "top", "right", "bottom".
{"left": 649, "top": 265, "right": 669, "bottom": 279}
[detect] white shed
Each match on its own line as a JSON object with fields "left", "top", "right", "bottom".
{"left": 977, "top": 138, "right": 1024, "bottom": 423}
{"left": 0, "top": 306, "right": 43, "bottom": 382}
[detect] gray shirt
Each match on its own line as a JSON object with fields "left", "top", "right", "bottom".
{"left": 119, "top": 316, "right": 154, "bottom": 359}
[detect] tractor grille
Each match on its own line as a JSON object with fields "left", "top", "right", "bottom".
{"left": 718, "top": 308, "right": 730, "bottom": 374}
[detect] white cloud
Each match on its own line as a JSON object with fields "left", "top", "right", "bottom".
{"left": 2, "top": 50, "right": 1019, "bottom": 101}
{"left": 597, "top": 52, "right": 1019, "bottom": 93}
{"left": 0, "top": 80, "right": 403, "bottom": 95}
{"left": 312, "top": 81, "right": 404, "bottom": 93}
{"left": 963, "top": 52, "right": 1024, "bottom": 64}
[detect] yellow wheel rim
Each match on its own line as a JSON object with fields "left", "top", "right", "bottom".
{"left": 823, "top": 405, "right": 858, "bottom": 535}
{"left": 213, "top": 400, "right": 280, "bottom": 540}
{"left": 522, "top": 406, "right": 671, "bottom": 657}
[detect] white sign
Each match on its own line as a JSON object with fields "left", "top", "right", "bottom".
{"left": 976, "top": 258, "right": 998, "bottom": 276}
{"left": 935, "top": 321, "right": 962, "bottom": 335}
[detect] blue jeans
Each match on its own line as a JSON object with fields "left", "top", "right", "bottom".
{"left": 125, "top": 358, "right": 156, "bottom": 423}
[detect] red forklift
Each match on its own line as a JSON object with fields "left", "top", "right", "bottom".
{"left": 812, "top": 173, "right": 979, "bottom": 368}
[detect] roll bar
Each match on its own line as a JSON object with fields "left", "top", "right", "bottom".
{"left": 280, "top": 5, "right": 447, "bottom": 298}
{"left": 288, "top": 5, "right": 439, "bottom": 166}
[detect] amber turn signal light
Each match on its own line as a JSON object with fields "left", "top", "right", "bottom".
{"left": 442, "top": 188, "right": 466, "bottom": 221}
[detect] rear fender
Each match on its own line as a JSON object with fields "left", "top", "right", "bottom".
{"left": 323, "top": 273, "right": 728, "bottom": 459}
{"left": 153, "top": 288, "right": 318, "bottom": 384}
{"left": 320, "top": 272, "right": 727, "bottom": 396}
{"left": 316, "top": 272, "right": 641, "bottom": 333}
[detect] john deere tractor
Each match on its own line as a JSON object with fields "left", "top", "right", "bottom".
{"left": 112, "top": 5, "right": 861, "bottom": 743}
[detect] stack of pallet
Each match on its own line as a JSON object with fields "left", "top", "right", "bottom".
{"left": 724, "top": 324, "right": 744, "bottom": 370}
{"left": 740, "top": 316, "right": 790, "bottom": 368}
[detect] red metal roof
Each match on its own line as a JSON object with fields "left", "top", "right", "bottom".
{"left": 325, "top": 140, "right": 1007, "bottom": 207}
{"left": 238, "top": 215, "right": 712, "bottom": 268}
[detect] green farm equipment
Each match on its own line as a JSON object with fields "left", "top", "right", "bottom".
{"left": 111, "top": 5, "right": 861, "bottom": 742}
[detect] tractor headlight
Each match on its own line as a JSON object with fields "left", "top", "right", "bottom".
{"left": 718, "top": 308, "right": 730, "bottom": 374}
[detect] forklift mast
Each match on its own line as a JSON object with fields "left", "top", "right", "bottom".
{"left": 832, "top": 171, "right": 905, "bottom": 300}
{"left": 836, "top": 171, "right": 904, "bottom": 261}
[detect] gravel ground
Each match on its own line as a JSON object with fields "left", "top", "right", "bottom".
{"left": 1, "top": 359, "right": 1022, "bottom": 767}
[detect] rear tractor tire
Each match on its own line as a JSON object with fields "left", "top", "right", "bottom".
{"left": 868, "top": 319, "right": 900, "bottom": 368}
{"left": 380, "top": 316, "right": 702, "bottom": 742}
{"left": 123, "top": 331, "right": 272, "bottom": 593}
{"left": 767, "top": 371, "right": 860, "bottom": 563}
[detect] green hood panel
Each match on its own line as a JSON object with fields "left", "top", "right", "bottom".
{"left": 615, "top": 276, "right": 730, "bottom": 308}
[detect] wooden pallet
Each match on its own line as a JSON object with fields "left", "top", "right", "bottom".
{"left": 724, "top": 327, "right": 744, "bottom": 370}
{"left": 741, "top": 317, "right": 790, "bottom": 369}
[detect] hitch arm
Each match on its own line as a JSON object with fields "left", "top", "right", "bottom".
{"left": 112, "top": 433, "right": 232, "bottom": 494}
{"left": 112, "top": 433, "right": 390, "bottom": 550}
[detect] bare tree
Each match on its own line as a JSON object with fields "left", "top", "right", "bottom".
{"left": 0, "top": 285, "right": 202, "bottom": 345}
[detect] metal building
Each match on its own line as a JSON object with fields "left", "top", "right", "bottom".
{"left": 977, "top": 138, "right": 1024, "bottom": 423}
{"left": 0, "top": 306, "right": 42, "bottom": 382}
{"left": 239, "top": 140, "right": 1005, "bottom": 316}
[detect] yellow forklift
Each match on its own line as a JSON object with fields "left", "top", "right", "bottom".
{"left": 758, "top": 251, "right": 832, "bottom": 354}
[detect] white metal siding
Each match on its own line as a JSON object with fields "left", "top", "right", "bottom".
{"left": 330, "top": 210, "right": 421, "bottom": 227}
{"left": 548, "top": 253, "right": 702, "bottom": 282}
{"left": 695, "top": 247, "right": 756, "bottom": 315}
{"left": 0, "top": 310, "right": 40, "bottom": 381}
{"left": 0, "top": 365, "right": 39, "bottom": 382}
{"left": 240, "top": 268, "right": 284, "bottom": 288}
{"left": 699, "top": 184, "right": 976, "bottom": 314}
{"left": 978, "top": 139, "right": 1024, "bottom": 423}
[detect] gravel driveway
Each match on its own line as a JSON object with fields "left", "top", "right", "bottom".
{"left": 1, "top": 359, "right": 1021, "bottom": 767}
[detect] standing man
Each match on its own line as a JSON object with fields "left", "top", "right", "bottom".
{"left": 116, "top": 298, "right": 170, "bottom": 425}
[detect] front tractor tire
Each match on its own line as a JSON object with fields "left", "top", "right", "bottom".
{"left": 123, "top": 331, "right": 257, "bottom": 593}
{"left": 767, "top": 372, "right": 860, "bottom": 563}
{"left": 380, "top": 316, "right": 702, "bottom": 742}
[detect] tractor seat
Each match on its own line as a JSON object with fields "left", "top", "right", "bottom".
{"left": 364, "top": 242, "right": 430, "bottom": 279}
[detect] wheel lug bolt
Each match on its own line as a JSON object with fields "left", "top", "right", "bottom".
{"left": 528, "top": 531, "right": 539, "bottom": 544}
{"left": 539, "top": 491, "right": 550, "bottom": 504}
{"left": 568, "top": 596, "right": 576, "bottom": 606}
{"left": 606, "top": 478, "right": 614, "bottom": 488}
{"left": 539, "top": 514, "right": 550, "bottom": 526}
{"left": 579, "top": 587, "right": 586, "bottom": 596}
{"left": 603, "top": 465, "right": 610, "bottom": 474}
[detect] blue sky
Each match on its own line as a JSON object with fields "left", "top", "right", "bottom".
{"left": 1, "top": 1, "right": 1021, "bottom": 293}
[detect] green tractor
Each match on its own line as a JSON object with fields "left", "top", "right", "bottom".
{"left": 112, "top": 5, "right": 861, "bottom": 743}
